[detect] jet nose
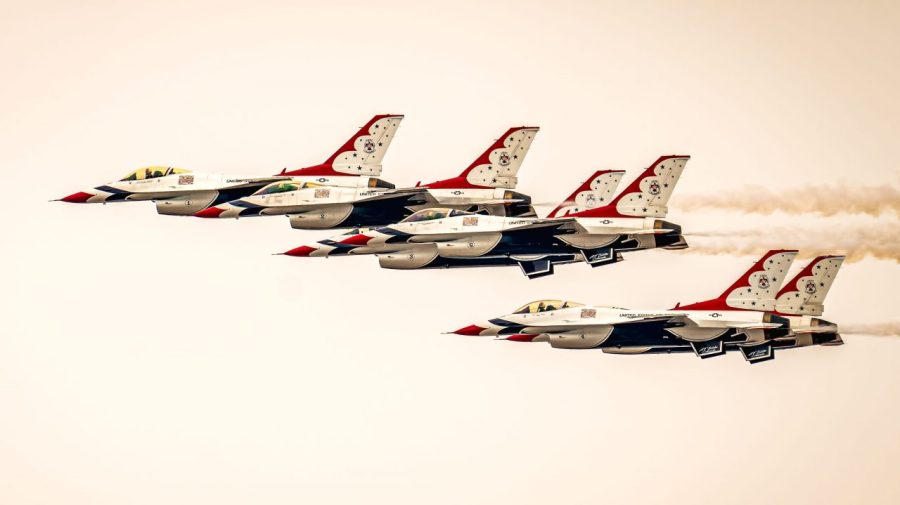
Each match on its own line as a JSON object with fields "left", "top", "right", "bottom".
{"left": 58, "top": 191, "right": 95, "bottom": 203}
{"left": 283, "top": 245, "right": 318, "bottom": 257}
{"left": 339, "top": 233, "right": 373, "bottom": 246}
{"left": 504, "top": 334, "right": 539, "bottom": 342}
{"left": 194, "top": 206, "right": 226, "bottom": 218}
{"left": 452, "top": 324, "right": 486, "bottom": 336}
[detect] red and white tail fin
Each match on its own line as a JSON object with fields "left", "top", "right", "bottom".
{"left": 775, "top": 256, "right": 845, "bottom": 316}
{"left": 547, "top": 170, "right": 625, "bottom": 218}
{"left": 570, "top": 155, "right": 689, "bottom": 218}
{"left": 676, "top": 250, "right": 798, "bottom": 311}
{"left": 281, "top": 114, "right": 404, "bottom": 177}
{"left": 423, "top": 126, "right": 539, "bottom": 189}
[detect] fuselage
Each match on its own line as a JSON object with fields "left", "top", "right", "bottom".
{"left": 196, "top": 181, "right": 534, "bottom": 229}
{"left": 58, "top": 167, "right": 289, "bottom": 215}
{"left": 288, "top": 213, "right": 679, "bottom": 258}
{"left": 461, "top": 304, "right": 840, "bottom": 358}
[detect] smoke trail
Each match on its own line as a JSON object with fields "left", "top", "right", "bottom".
{"left": 842, "top": 322, "right": 900, "bottom": 337}
{"left": 685, "top": 221, "right": 900, "bottom": 263}
{"left": 678, "top": 184, "right": 900, "bottom": 216}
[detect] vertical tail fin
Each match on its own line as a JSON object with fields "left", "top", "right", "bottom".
{"left": 676, "top": 250, "right": 799, "bottom": 311}
{"left": 571, "top": 155, "right": 689, "bottom": 218}
{"left": 775, "top": 256, "right": 845, "bottom": 316}
{"left": 282, "top": 114, "right": 404, "bottom": 177}
{"left": 424, "top": 126, "right": 539, "bottom": 189}
{"left": 547, "top": 170, "right": 625, "bottom": 218}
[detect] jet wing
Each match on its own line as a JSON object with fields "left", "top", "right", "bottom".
{"left": 505, "top": 314, "right": 685, "bottom": 335}
{"left": 502, "top": 218, "right": 581, "bottom": 235}
{"left": 356, "top": 190, "right": 427, "bottom": 204}
{"left": 506, "top": 219, "right": 669, "bottom": 236}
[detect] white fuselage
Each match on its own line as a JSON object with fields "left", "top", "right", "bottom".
{"left": 423, "top": 187, "right": 515, "bottom": 206}
{"left": 219, "top": 176, "right": 389, "bottom": 217}
{"left": 477, "top": 305, "right": 770, "bottom": 337}
{"left": 84, "top": 172, "right": 282, "bottom": 202}
{"left": 305, "top": 215, "right": 660, "bottom": 257}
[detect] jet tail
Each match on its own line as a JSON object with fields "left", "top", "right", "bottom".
{"left": 675, "top": 249, "right": 798, "bottom": 311}
{"left": 546, "top": 170, "right": 625, "bottom": 218}
{"left": 570, "top": 155, "right": 689, "bottom": 218}
{"left": 423, "top": 126, "right": 539, "bottom": 189}
{"left": 281, "top": 114, "right": 404, "bottom": 177}
{"left": 774, "top": 255, "right": 845, "bottom": 316}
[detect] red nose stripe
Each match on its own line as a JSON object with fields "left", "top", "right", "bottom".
{"left": 453, "top": 324, "right": 485, "bottom": 336}
{"left": 60, "top": 191, "right": 94, "bottom": 203}
{"left": 284, "top": 245, "right": 317, "bottom": 257}
{"left": 340, "top": 233, "right": 372, "bottom": 246}
{"left": 505, "top": 334, "right": 537, "bottom": 342}
{"left": 194, "top": 206, "right": 225, "bottom": 218}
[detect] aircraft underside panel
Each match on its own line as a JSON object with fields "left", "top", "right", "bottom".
{"left": 289, "top": 204, "right": 355, "bottom": 229}
{"left": 377, "top": 251, "right": 580, "bottom": 278}
{"left": 665, "top": 326, "right": 730, "bottom": 342}
{"left": 155, "top": 191, "right": 220, "bottom": 215}
{"left": 156, "top": 186, "right": 265, "bottom": 215}
{"left": 377, "top": 245, "right": 441, "bottom": 269}
{"left": 434, "top": 233, "right": 503, "bottom": 257}
{"left": 547, "top": 326, "right": 614, "bottom": 349}
{"left": 343, "top": 198, "right": 419, "bottom": 227}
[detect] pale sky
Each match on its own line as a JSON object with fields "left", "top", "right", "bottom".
{"left": 2, "top": 1, "right": 899, "bottom": 504}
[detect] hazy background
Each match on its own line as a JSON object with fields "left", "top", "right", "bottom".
{"left": 2, "top": 1, "right": 899, "bottom": 503}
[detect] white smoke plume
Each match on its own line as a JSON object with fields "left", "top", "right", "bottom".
{"left": 842, "top": 322, "right": 900, "bottom": 337}
{"left": 685, "top": 221, "right": 900, "bottom": 263}
{"left": 678, "top": 184, "right": 900, "bottom": 216}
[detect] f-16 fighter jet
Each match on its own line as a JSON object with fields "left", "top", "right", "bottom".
{"left": 195, "top": 126, "right": 540, "bottom": 228}
{"left": 452, "top": 250, "right": 847, "bottom": 363}
{"left": 56, "top": 114, "right": 404, "bottom": 216}
{"left": 280, "top": 155, "right": 690, "bottom": 278}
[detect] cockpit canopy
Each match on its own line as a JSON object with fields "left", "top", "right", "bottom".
{"left": 368, "top": 178, "right": 395, "bottom": 189}
{"left": 401, "top": 208, "right": 472, "bottom": 223}
{"left": 253, "top": 181, "right": 302, "bottom": 196}
{"left": 120, "top": 167, "right": 190, "bottom": 181}
{"left": 252, "top": 181, "right": 332, "bottom": 196}
{"left": 512, "top": 300, "right": 584, "bottom": 314}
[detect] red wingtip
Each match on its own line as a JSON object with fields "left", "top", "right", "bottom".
{"left": 194, "top": 206, "right": 225, "bottom": 218}
{"left": 284, "top": 245, "right": 317, "bottom": 257}
{"left": 59, "top": 191, "right": 94, "bottom": 203}
{"left": 453, "top": 324, "right": 486, "bottom": 336}
{"left": 339, "top": 233, "right": 372, "bottom": 246}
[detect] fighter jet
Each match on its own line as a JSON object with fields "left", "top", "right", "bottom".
{"left": 280, "top": 155, "right": 690, "bottom": 278}
{"left": 55, "top": 114, "right": 404, "bottom": 216}
{"left": 194, "top": 126, "right": 540, "bottom": 228}
{"left": 452, "top": 250, "right": 846, "bottom": 363}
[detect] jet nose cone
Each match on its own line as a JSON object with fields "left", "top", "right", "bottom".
{"left": 194, "top": 206, "right": 226, "bottom": 218}
{"left": 505, "top": 334, "right": 538, "bottom": 342}
{"left": 339, "top": 233, "right": 372, "bottom": 246}
{"left": 284, "top": 245, "right": 317, "bottom": 257}
{"left": 452, "top": 324, "right": 486, "bottom": 336}
{"left": 59, "top": 191, "right": 94, "bottom": 203}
